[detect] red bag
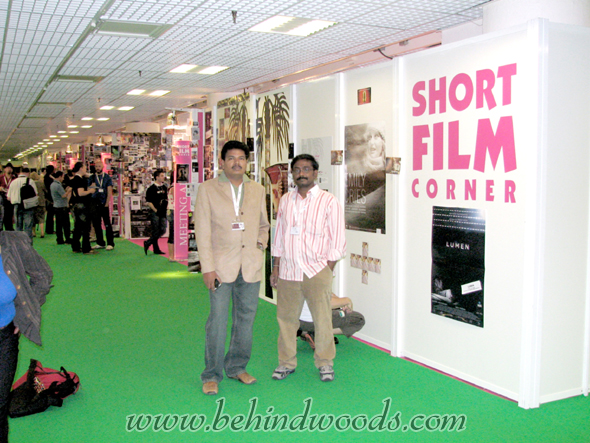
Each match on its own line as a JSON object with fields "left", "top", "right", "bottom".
{"left": 9, "top": 359, "right": 80, "bottom": 418}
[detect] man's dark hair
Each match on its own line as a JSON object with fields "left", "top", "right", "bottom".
{"left": 291, "top": 154, "right": 319, "bottom": 171}
{"left": 4, "top": 162, "right": 13, "bottom": 170}
{"left": 46, "top": 165, "right": 55, "bottom": 174}
{"left": 72, "top": 162, "right": 83, "bottom": 173}
{"left": 21, "top": 167, "right": 30, "bottom": 173}
{"left": 221, "top": 140, "right": 249, "bottom": 161}
{"left": 52, "top": 171, "right": 64, "bottom": 179}
{"left": 153, "top": 169, "right": 164, "bottom": 180}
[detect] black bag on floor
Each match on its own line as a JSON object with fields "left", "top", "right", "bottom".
{"left": 9, "top": 359, "right": 80, "bottom": 418}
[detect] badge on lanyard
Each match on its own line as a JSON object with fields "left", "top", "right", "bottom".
{"left": 231, "top": 182, "right": 245, "bottom": 231}
{"left": 290, "top": 226, "right": 301, "bottom": 235}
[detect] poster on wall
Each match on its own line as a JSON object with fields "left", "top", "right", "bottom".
{"left": 256, "top": 87, "right": 292, "bottom": 300}
{"left": 431, "top": 206, "right": 486, "bottom": 327}
{"left": 301, "top": 136, "right": 332, "bottom": 194}
{"left": 345, "top": 122, "right": 386, "bottom": 234}
{"left": 217, "top": 93, "right": 251, "bottom": 156}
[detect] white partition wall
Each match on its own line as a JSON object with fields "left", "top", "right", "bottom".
{"left": 397, "top": 19, "right": 590, "bottom": 408}
{"left": 341, "top": 64, "right": 395, "bottom": 350}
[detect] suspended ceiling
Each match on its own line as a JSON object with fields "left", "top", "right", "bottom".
{"left": 0, "top": 0, "right": 490, "bottom": 160}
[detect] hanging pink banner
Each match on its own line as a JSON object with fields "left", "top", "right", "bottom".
{"left": 174, "top": 140, "right": 191, "bottom": 260}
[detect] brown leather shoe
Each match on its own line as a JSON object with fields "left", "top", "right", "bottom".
{"left": 230, "top": 372, "right": 257, "bottom": 385}
{"left": 202, "top": 381, "right": 218, "bottom": 395}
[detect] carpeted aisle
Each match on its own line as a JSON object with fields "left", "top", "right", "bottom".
{"left": 9, "top": 236, "right": 590, "bottom": 442}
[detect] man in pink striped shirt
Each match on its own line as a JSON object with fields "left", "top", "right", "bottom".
{"left": 270, "top": 154, "right": 346, "bottom": 382}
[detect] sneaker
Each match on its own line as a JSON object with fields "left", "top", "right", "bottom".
{"left": 319, "top": 365, "right": 334, "bottom": 382}
{"left": 92, "top": 245, "right": 105, "bottom": 250}
{"left": 272, "top": 366, "right": 295, "bottom": 380}
{"left": 106, "top": 245, "right": 114, "bottom": 251}
{"left": 301, "top": 332, "right": 315, "bottom": 350}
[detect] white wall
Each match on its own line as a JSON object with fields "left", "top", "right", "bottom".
{"left": 538, "top": 22, "right": 590, "bottom": 403}
{"left": 342, "top": 64, "right": 395, "bottom": 350}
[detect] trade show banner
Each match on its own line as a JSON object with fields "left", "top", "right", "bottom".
{"left": 174, "top": 140, "right": 191, "bottom": 261}
{"left": 401, "top": 28, "right": 530, "bottom": 395}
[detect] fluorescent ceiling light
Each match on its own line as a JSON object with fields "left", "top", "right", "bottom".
{"left": 170, "top": 64, "right": 198, "bottom": 73}
{"left": 100, "top": 106, "right": 115, "bottom": 110}
{"left": 198, "top": 66, "right": 229, "bottom": 75}
{"left": 43, "top": 139, "right": 50, "bottom": 141}
{"left": 127, "top": 89, "right": 145, "bottom": 95}
{"left": 55, "top": 75, "right": 103, "bottom": 83}
{"left": 249, "top": 15, "right": 336, "bottom": 36}
{"left": 81, "top": 125, "right": 93, "bottom": 129}
{"left": 69, "top": 131, "right": 79, "bottom": 134}
{"left": 58, "top": 131, "right": 67, "bottom": 134}
{"left": 149, "top": 90, "right": 170, "bottom": 97}
{"left": 49, "top": 135, "right": 57, "bottom": 138}
{"left": 97, "top": 118, "right": 110, "bottom": 121}
{"left": 118, "top": 106, "right": 134, "bottom": 111}
{"left": 81, "top": 117, "right": 94, "bottom": 121}
{"left": 47, "top": 142, "right": 54, "bottom": 145}
{"left": 95, "top": 20, "right": 172, "bottom": 39}
{"left": 61, "top": 135, "right": 69, "bottom": 138}
{"left": 68, "top": 125, "right": 78, "bottom": 128}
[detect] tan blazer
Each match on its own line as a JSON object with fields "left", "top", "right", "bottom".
{"left": 194, "top": 176, "right": 270, "bottom": 283}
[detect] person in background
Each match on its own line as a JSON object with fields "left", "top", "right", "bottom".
{"left": 166, "top": 176, "right": 175, "bottom": 262}
{"left": 7, "top": 167, "right": 37, "bottom": 240}
{"left": 0, "top": 164, "right": 17, "bottom": 231}
{"left": 50, "top": 171, "right": 71, "bottom": 245}
{"left": 88, "top": 158, "right": 114, "bottom": 251}
{"left": 70, "top": 162, "right": 98, "bottom": 255}
{"left": 298, "top": 295, "right": 365, "bottom": 349}
{"left": 43, "top": 165, "right": 55, "bottom": 235}
{"left": 30, "top": 172, "right": 46, "bottom": 238}
{"left": 143, "top": 169, "right": 168, "bottom": 256}
{"left": 0, "top": 230, "right": 53, "bottom": 442}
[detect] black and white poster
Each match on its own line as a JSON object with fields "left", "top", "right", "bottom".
{"left": 345, "top": 122, "right": 386, "bottom": 234}
{"left": 431, "top": 206, "right": 486, "bottom": 327}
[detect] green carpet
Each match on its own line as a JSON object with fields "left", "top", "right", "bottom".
{"left": 9, "top": 236, "right": 590, "bottom": 442}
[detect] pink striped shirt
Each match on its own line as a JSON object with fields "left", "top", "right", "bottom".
{"left": 272, "top": 185, "right": 346, "bottom": 281}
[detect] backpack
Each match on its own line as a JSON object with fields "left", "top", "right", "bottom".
{"left": 20, "top": 178, "right": 38, "bottom": 209}
{"left": 9, "top": 359, "right": 80, "bottom": 418}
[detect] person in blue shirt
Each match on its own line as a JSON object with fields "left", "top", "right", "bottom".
{"left": 88, "top": 158, "right": 114, "bottom": 251}
{"left": 0, "top": 230, "right": 52, "bottom": 441}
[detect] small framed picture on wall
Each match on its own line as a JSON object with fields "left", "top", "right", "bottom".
{"left": 358, "top": 87, "right": 371, "bottom": 105}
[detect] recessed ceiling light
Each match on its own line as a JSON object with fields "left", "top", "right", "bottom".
{"left": 81, "top": 125, "right": 93, "bottom": 129}
{"left": 249, "top": 15, "right": 336, "bottom": 36}
{"left": 81, "top": 117, "right": 94, "bottom": 121}
{"left": 170, "top": 64, "right": 198, "bottom": 73}
{"left": 96, "top": 117, "right": 110, "bottom": 121}
{"left": 68, "top": 125, "right": 78, "bottom": 128}
{"left": 43, "top": 139, "right": 50, "bottom": 141}
{"left": 198, "top": 66, "right": 229, "bottom": 75}
{"left": 55, "top": 75, "right": 104, "bottom": 83}
{"left": 100, "top": 106, "right": 115, "bottom": 110}
{"left": 58, "top": 130, "right": 67, "bottom": 134}
{"left": 47, "top": 142, "right": 54, "bottom": 145}
{"left": 95, "top": 20, "right": 172, "bottom": 39}
{"left": 49, "top": 135, "right": 57, "bottom": 138}
{"left": 61, "top": 135, "right": 69, "bottom": 138}
{"left": 69, "top": 131, "right": 79, "bottom": 134}
{"left": 149, "top": 90, "right": 170, "bottom": 97}
{"left": 118, "top": 106, "right": 134, "bottom": 111}
{"left": 127, "top": 89, "right": 145, "bottom": 95}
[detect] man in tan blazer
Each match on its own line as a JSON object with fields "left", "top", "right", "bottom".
{"left": 195, "top": 140, "right": 270, "bottom": 396}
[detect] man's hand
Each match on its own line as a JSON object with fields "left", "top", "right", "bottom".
{"left": 270, "top": 268, "right": 279, "bottom": 288}
{"left": 203, "top": 271, "right": 221, "bottom": 291}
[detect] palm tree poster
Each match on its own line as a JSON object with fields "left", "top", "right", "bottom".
{"left": 256, "top": 88, "right": 291, "bottom": 220}
{"left": 217, "top": 92, "right": 251, "bottom": 151}
{"left": 256, "top": 87, "right": 292, "bottom": 301}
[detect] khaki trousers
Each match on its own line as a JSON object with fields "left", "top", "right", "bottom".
{"left": 277, "top": 266, "right": 335, "bottom": 369}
